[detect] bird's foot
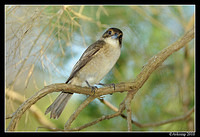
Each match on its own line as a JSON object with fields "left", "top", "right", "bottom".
{"left": 85, "top": 80, "right": 98, "bottom": 95}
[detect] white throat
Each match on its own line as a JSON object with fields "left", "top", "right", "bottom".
{"left": 103, "top": 37, "right": 120, "bottom": 47}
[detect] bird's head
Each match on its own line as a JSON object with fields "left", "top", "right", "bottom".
{"left": 102, "top": 28, "right": 123, "bottom": 47}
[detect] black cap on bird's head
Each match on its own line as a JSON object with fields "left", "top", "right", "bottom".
{"left": 102, "top": 28, "right": 123, "bottom": 45}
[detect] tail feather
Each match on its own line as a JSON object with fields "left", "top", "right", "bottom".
{"left": 45, "top": 93, "right": 73, "bottom": 119}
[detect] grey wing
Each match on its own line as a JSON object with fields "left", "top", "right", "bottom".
{"left": 65, "top": 40, "right": 105, "bottom": 84}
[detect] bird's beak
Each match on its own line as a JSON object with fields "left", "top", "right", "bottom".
{"left": 111, "top": 33, "right": 122, "bottom": 39}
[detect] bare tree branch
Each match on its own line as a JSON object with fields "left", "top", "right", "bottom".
{"left": 6, "top": 27, "right": 194, "bottom": 131}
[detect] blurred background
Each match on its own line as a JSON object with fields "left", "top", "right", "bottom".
{"left": 5, "top": 5, "right": 195, "bottom": 131}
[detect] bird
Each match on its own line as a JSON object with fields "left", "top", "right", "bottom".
{"left": 45, "top": 27, "right": 123, "bottom": 119}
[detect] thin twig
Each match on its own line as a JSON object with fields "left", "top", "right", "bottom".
{"left": 99, "top": 98, "right": 118, "bottom": 112}
{"left": 64, "top": 7, "right": 94, "bottom": 22}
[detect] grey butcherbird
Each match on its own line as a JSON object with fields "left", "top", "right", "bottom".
{"left": 45, "top": 28, "right": 123, "bottom": 119}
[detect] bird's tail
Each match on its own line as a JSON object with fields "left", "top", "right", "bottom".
{"left": 45, "top": 92, "right": 73, "bottom": 119}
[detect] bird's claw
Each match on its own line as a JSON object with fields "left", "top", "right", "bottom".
{"left": 91, "top": 86, "right": 98, "bottom": 95}
{"left": 85, "top": 80, "right": 98, "bottom": 95}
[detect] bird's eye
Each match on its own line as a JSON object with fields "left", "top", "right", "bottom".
{"left": 108, "top": 31, "right": 112, "bottom": 35}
